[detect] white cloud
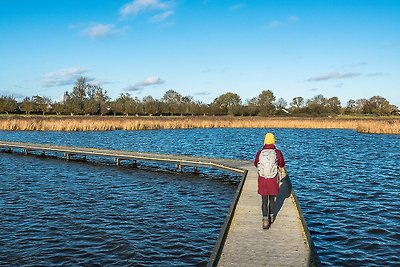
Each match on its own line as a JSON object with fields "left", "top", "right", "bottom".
{"left": 194, "top": 91, "right": 211, "bottom": 96}
{"left": 137, "top": 76, "right": 165, "bottom": 87}
{"left": 202, "top": 68, "right": 213, "bottom": 73}
{"left": 0, "top": 90, "right": 25, "bottom": 99}
{"left": 269, "top": 20, "right": 282, "bottom": 28}
{"left": 149, "top": 10, "right": 174, "bottom": 23}
{"left": 269, "top": 15, "right": 299, "bottom": 29}
{"left": 288, "top": 15, "right": 299, "bottom": 22}
{"left": 229, "top": 4, "right": 246, "bottom": 12}
{"left": 336, "top": 83, "right": 344, "bottom": 88}
{"left": 366, "top": 72, "right": 385, "bottom": 77}
{"left": 347, "top": 62, "right": 367, "bottom": 67}
{"left": 82, "top": 23, "right": 128, "bottom": 39}
{"left": 42, "top": 67, "right": 91, "bottom": 87}
{"left": 124, "top": 86, "right": 143, "bottom": 92}
{"left": 120, "top": 0, "right": 171, "bottom": 17}
{"left": 306, "top": 72, "right": 361, "bottom": 82}
{"left": 68, "top": 23, "right": 82, "bottom": 30}
{"left": 125, "top": 76, "right": 165, "bottom": 92}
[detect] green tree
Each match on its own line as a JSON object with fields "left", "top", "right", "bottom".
{"left": 110, "top": 100, "right": 122, "bottom": 116}
{"left": 344, "top": 99, "right": 356, "bottom": 114}
{"left": 33, "top": 95, "right": 52, "bottom": 115}
{"left": 83, "top": 99, "right": 100, "bottom": 115}
{"left": 368, "top": 95, "right": 393, "bottom": 116}
{"left": 52, "top": 102, "right": 65, "bottom": 115}
{"left": 84, "top": 84, "right": 110, "bottom": 115}
{"left": 306, "top": 94, "right": 327, "bottom": 114}
{"left": 192, "top": 101, "right": 209, "bottom": 116}
{"left": 112, "top": 93, "right": 138, "bottom": 116}
{"left": 142, "top": 95, "right": 160, "bottom": 116}
{"left": 257, "top": 90, "right": 276, "bottom": 116}
{"left": 162, "top": 89, "right": 182, "bottom": 115}
{"left": 0, "top": 96, "right": 18, "bottom": 114}
{"left": 20, "top": 97, "right": 35, "bottom": 115}
{"left": 180, "top": 96, "right": 194, "bottom": 115}
{"left": 70, "top": 77, "right": 88, "bottom": 100}
{"left": 64, "top": 77, "right": 90, "bottom": 115}
{"left": 243, "top": 97, "right": 259, "bottom": 116}
{"left": 355, "top": 98, "right": 369, "bottom": 114}
{"left": 64, "top": 98, "right": 83, "bottom": 115}
{"left": 211, "top": 92, "right": 242, "bottom": 115}
{"left": 326, "top": 97, "right": 341, "bottom": 114}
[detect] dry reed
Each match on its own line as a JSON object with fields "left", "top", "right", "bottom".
{"left": 0, "top": 116, "right": 399, "bottom": 134}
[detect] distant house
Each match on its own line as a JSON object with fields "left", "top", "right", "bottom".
{"left": 282, "top": 108, "right": 290, "bottom": 114}
{"left": 391, "top": 106, "right": 400, "bottom": 116}
{"left": 63, "top": 91, "right": 70, "bottom": 103}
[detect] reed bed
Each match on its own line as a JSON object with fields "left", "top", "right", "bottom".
{"left": 0, "top": 116, "right": 399, "bottom": 134}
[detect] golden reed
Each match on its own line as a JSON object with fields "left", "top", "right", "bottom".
{"left": 0, "top": 116, "right": 398, "bottom": 134}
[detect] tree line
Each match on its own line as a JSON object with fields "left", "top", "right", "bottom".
{"left": 0, "top": 77, "right": 398, "bottom": 116}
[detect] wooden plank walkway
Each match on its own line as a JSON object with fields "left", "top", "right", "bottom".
{"left": 0, "top": 140, "right": 319, "bottom": 266}
{"left": 214, "top": 162, "right": 317, "bottom": 266}
{"left": 0, "top": 140, "right": 246, "bottom": 174}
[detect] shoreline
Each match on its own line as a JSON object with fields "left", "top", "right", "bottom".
{"left": 0, "top": 115, "right": 399, "bottom": 134}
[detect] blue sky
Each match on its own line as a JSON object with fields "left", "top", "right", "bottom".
{"left": 1, "top": 0, "right": 399, "bottom": 107}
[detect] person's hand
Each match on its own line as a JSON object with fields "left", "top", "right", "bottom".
{"left": 279, "top": 167, "right": 287, "bottom": 179}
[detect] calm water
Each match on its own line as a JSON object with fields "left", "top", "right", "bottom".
{"left": 1, "top": 128, "right": 400, "bottom": 266}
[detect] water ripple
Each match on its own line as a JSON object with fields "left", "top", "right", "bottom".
{"left": 1, "top": 128, "right": 400, "bottom": 266}
{"left": 0, "top": 152, "right": 236, "bottom": 266}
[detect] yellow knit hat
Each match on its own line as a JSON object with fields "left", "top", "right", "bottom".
{"left": 264, "top": 133, "right": 275, "bottom": 145}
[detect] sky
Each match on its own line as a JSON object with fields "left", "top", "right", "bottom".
{"left": 0, "top": 0, "right": 399, "bottom": 107}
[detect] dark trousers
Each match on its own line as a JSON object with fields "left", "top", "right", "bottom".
{"left": 261, "top": 195, "right": 275, "bottom": 218}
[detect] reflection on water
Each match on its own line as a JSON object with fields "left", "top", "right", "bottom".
{"left": 1, "top": 128, "right": 399, "bottom": 266}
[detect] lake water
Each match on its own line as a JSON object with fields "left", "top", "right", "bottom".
{"left": 1, "top": 128, "right": 399, "bottom": 266}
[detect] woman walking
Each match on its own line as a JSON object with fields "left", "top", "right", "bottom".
{"left": 254, "top": 133, "right": 286, "bottom": 229}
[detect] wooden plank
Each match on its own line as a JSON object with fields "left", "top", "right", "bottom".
{"left": 0, "top": 141, "right": 246, "bottom": 173}
{"left": 216, "top": 166, "right": 314, "bottom": 266}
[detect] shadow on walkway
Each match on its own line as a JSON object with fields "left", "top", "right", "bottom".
{"left": 274, "top": 174, "right": 293, "bottom": 217}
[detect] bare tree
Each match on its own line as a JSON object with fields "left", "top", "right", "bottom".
{"left": 289, "top": 97, "right": 305, "bottom": 113}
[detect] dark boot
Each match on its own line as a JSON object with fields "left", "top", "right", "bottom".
{"left": 262, "top": 217, "right": 270, "bottom": 230}
{"left": 270, "top": 214, "right": 275, "bottom": 225}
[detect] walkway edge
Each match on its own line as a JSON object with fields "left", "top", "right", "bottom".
{"left": 292, "top": 190, "right": 322, "bottom": 267}
{"left": 207, "top": 169, "right": 248, "bottom": 267}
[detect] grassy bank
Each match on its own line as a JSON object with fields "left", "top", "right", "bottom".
{"left": 0, "top": 115, "right": 399, "bottom": 134}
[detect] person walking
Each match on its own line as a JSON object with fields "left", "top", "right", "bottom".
{"left": 254, "top": 132, "right": 286, "bottom": 230}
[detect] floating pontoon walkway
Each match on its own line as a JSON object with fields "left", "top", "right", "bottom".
{"left": 0, "top": 141, "right": 320, "bottom": 266}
